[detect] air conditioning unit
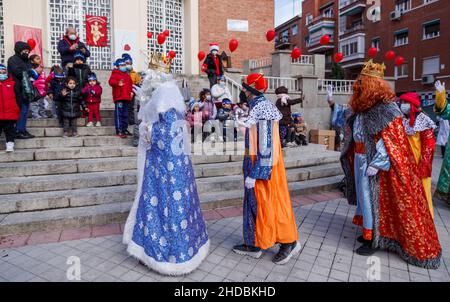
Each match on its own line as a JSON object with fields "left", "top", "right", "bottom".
{"left": 422, "top": 75, "right": 435, "bottom": 85}
{"left": 390, "top": 10, "right": 402, "bottom": 21}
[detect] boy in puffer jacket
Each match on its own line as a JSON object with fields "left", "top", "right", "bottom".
{"left": 57, "top": 77, "right": 84, "bottom": 137}
{"left": 0, "top": 64, "right": 20, "bottom": 152}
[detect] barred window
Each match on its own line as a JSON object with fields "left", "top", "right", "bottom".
{"left": 147, "top": 0, "right": 184, "bottom": 74}
{"left": 48, "top": 0, "right": 113, "bottom": 70}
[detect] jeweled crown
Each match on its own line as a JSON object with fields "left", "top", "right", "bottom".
{"left": 360, "top": 59, "right": 386, "bottom": 79}
{"left": 149, "top": 52, "right": 172, "bottom": 74}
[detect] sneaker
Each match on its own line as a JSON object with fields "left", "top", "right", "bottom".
{"left": 232, "top": 244, "right": 263, "bottom": 259}
{"left": 356, "top": 241, "right": 379, "bottom": 256}
{"left": 96, "top": 122, "right": 102, "bottom": 127}
{"left": 273, "top": 241, "right": 301, "bottom": 265}
{"left": 63, "top": 132, "right": 69, "bottom": 138}
{"left": 123, "top": 130, "right": 132, "bottom": 136}
{"left": 15, "top": 132, "right": 27, "bottom": 140}
{"left": 24, "top": 131, "right": 35, "bottom": 139}
{"left": 116, "top": 133, "right": 127, "bottom": 139}
{"left": 86, "top": 122, "right": 94, "bottom": 127}
{"left": 357, "top": 235, "right": 371, "bottom": 244}
{"left": 72, "top": 132, "right": 79, "bottom": 138}
{"left": 5, "top": 142, "right": 14, "bottom": 153}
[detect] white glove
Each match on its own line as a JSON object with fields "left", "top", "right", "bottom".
{"left": 326, "top": 85, "right": 334, "bottom": 100}
{"left": 435, "top": 80, "right": 445, "bottom": 93}
{"left": 366, "top": 166, "right": 379, "bottom": 177}
{"left": 133, "top": 85, "right": 144, "bottom": 102}
{"left": 139, "top": 122, "right": 152, "bottom": 145}
{"left": 245, "top": 177, "right": 256, "bottom": 189}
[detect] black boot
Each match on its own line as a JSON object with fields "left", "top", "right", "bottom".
{"left": 273, "top": 241, "right": 301, "bottom": 265}
{"left": 356, "top": 241, "right": 378, "bottom": 256}
{"left": 232, "top": 244, "right": 263, "bottom": 259}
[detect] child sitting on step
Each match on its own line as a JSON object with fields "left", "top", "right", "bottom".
{"left": 0, "top": 64, "right": 19, "bottom": 153}
{"left": 291, "top": 114, "right": 308, "bottom": 146}
{"left": 82, "top": 73, "right": 103, "bottom": 127}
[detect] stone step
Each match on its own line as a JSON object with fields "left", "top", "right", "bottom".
{"left": 0, "top": 157, "right": 136, "bottom": 179}
{"left": 12, "top": 136, "right": 132, "bottom": 150}
{"left": 0, "top": 176, "right": 343, "bottom": 236}
{"left": 28, "top": 126, "right": 118, "bottom": 137}
{"left": 0, "top": 146, "right": 137, "bottom": 162}
{"left": 27, "top": 118, "right": 116, "bottom": 128}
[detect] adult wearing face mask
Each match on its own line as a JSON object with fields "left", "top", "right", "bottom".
{"left": 202, "top": 43, "right": 224, "bottom": 88}
{"left": 211, "top": 75, "right": 232, "bottom": 104}
{"left": 7, "top": 41, "right": 38, "bottom": 139}
{"left": 399, "top": 92, "right": 436, "bottom": 219}
{"left": 57, "top": 27, "right": 91, "bottom": 69}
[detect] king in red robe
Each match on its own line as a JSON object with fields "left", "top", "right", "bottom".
{"left": 341, "top": 60, "right": 442, "bottom": 269}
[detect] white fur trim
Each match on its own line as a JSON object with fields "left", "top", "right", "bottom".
{"left": 126, "top": 239, "right": 210, "bottom": 276}
{"left": 210, "top": 45, "right": 220, "bottom": 52}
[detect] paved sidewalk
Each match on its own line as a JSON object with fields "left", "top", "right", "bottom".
{"left": 1, "top": 195, "right": 449, "bottom": 282}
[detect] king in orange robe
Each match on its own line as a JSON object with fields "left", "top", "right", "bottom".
{"left": 341, "top": 60, "right": 442, "bottom": 269}
{"left": 232, "top": 73, "right": 300, "bottom": 265}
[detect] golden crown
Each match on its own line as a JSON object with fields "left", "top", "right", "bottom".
{"left": 360, "top": 59, "right": 386, "bottom": 79}
{"left": 149, "top": 52, "right": 172, "bottom": 74}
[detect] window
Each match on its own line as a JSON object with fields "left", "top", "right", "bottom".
{"left": 342, "top": 42, "right": 358, "bottom": 56}
{"left": 394, "top": 29, "right": 408, "bottom": 46}
{"left": 372, "top": 37, "right": 380, "bottom": 50}
{"left": 423, "top": 20, "right": 440, "bottom": 40}
{"left": 306, "top": 14, "right": 313, "bottom": 25}
{"left": 304, "top": 36, "right": 310, "bottom": 47}
{"left": 395, "top": 0, "right": 411, "bottom": 12}
{"left": 292, "top": 25, "right": 298, "bottom": 36}
{"left": 422, "top": 56, "right": 440, "bottom": 75}
{"left": 322, "top": 7, "right": 333, "bottom": 18}
{"left": 281, "top": 29, "right": 289, "bottom": 43}
{"left": 395, "top": 62, "right": 409, "bottom": 78}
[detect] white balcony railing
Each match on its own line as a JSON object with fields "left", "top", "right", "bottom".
{"left": 240, "top": 75, "right": 301, "bottom": 93}
{"left": 318, "top": 79, "right": 356, "bottom": 94}
{"left": 249, "top": 57, "right": 272, "bottom": 69}
{"left": 292, "top": 55, "right": 314, "bottom": 65}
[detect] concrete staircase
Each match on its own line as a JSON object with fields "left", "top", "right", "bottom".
{"left": 0, "top": 110, "right": 344, "bottom": 236}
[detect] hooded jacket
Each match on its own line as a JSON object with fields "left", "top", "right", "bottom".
{"left": 68, "top": 63, "right": 92, "bottom": 90}
{"left": 82, "top": 83, "right": 103, "bottom": 104}
{"left": 57, "top": 36, "right": 91, "bottom": 67}
{"left": 7, "top": 41, "right": 32, "bottom": 105}
{"left": 109, "top": 69, "right": 133, "bottom": 102}
{"left": 0, "top": 75, "right": 20, "bottom": 120}
{"left": 57, "top": 87, "right": 84, "bottom": 119}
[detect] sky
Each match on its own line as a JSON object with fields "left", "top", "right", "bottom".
{"left": 275, "top": 0, "right": 302, "bottom": 27}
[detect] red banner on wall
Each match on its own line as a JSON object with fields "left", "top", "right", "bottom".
{"left": 86, "top": 15, "right": 108, "bottom": 47}
{"left": 13, "top": 25, "right": 43, "bottom": 65}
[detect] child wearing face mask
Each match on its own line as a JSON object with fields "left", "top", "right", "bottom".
{"left": 29, "top": 55, "right": 48, "bottom": 119}
{"left": 202, "top": 43, "right": 224, "bottom": 88}
{"left": 109, "top": 58, "right": 134, "bottom": 138}
{"left": 399, "top": 92, "right": 436, "bottom": 218}
{"left": 122, "top": 54, "right": 141, "bottom": 127}
{"left": 68, "top": 52, "right": 92, "bottom": 91}
{"left": 0, "top": 64, "right": 20, "bottom": 152}
{"left": 211, "top": 75, "right": 232, "bottom": 104}
{"left": 47, "top": 66, "right": 67, "bottom": 127}
{"left": 82, "top": 73, "right": 103, "bottom": 127}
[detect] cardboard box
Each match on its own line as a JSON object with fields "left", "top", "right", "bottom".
{"left": 310, "top": 130, "right": 336, "bottom": 151}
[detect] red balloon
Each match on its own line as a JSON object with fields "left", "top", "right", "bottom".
{"left": 157, "top": 34, "right": 166, "bottom": 45}
{"left": 385, "top": 50, "right": 396, "bottom": 61}
{"left": 266, "top": 29, "right": 276, "bottom": 42}
{"left": 168, "top": 51, "right": 176, "bottom": 59}
{"left": 320, "top": 35, "right": 330, "bottom": 45}
{"left": 395, "top": 56, "right": 405, "bottom": 67}
{"left": 147, "top": 32, "right": 153, "bottom": 39}
{"left": 229, "top": 39, "right": 239, "bottom": 52}
{"left": 334, "top": 52, "right": 344, "bottom": 63}
{"left": 368, "top": 47, "right": 378, "bottom": 58}
{"left": 197, "top": 51, "right": 206, "bottom": 61}
{"left": 291, "top": 48, "right": 302, "bottom": 60}
{"left": 27, "top": 39, "right": 36, "bottom": 50}
{"left": 163, "top": 30, "right": 170, "bottom": 37}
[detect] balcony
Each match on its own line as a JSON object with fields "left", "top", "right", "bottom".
{"left": 339, "top": 24, "right": 365, "bottom": 39}
{"left": 275, "top": 36, "right": 291, "bottom": 50}
{"left": 307, "top": 14, "right": 335, "bottom": 33}
{"left": 307, "top": 34, "right": 335, "bottom": 53}
{"left": 339, "top": 0, "right": 366, "bottom": 16}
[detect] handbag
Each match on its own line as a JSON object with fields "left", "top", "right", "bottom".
{"left": 21, "top": 71, "right": 40, "bottom": 102}
{"left": 180, "top": 79, "right": 191, "bottom": 102}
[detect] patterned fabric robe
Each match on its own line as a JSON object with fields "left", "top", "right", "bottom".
{"left": 341, "top": 101, "right": 442, "bottom": 269}
{"left": 435, "top": 90, "right": 450, "bottom": 200}
{"left": 242, "top": 95, "right": 298, "bottom": 250}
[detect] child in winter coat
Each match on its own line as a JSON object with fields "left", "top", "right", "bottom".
{"left": 82, "top": 73, "right": 103, "bottom": 127}
{"left": 217, "top": 98, "right": 236, "bottom": 142}
{"left": 234, "top": 100, "right": 249, "bottom": 138}
{"left": 57, "top": 77, "right": 84, "bottom": 137}
{"left": 109, "top": 58, "right": 133, "bottom": 138}
{"left": 122, "top": 53, "right": 141, "bottom": 126}
{"left": 0, "top": 64, "right": 20, "bottom": 153}
{"left": 29, "top": 54, "right": 47, "bottom": 119}
{"left": 291, "top": 114, "right": 308, "bottom": 146}
{"left": 47, "top": 66, "right": 66, "bottom": 126}
{"left": 68, "top": 52, "right": 92, "bottom": 91}
{"left": 187, "top": 101, "right": 203, "bottom": 143}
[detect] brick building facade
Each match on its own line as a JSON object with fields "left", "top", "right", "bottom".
{"left": 198, "top": 0, "right": 275, "bottom": 69}
{"left": 274, "top": 15, "right": 302, "bottom": 50}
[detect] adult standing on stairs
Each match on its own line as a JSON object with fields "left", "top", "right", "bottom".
{"left": 202, "top": 43, "right": 224, "bottom": 88}
{"left": 7, "top": 41, "right": 36, "bottom": 140}
{"left": 233, "top": 73, "right": 300, "bottom": 265}
{"left": 58, "top": 27, "right": 91, "bottom": 70}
